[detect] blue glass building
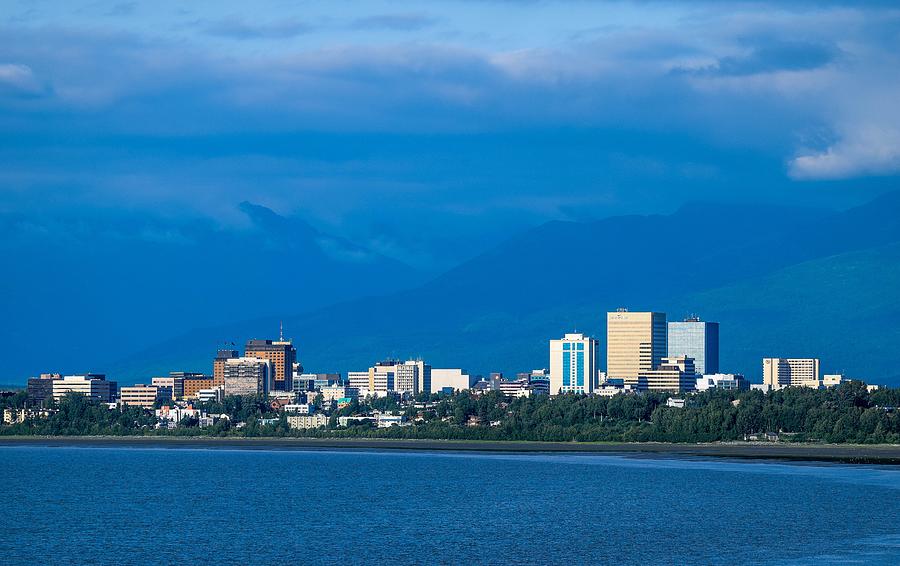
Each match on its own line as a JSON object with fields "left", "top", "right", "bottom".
{"left": 667, "top": 318, "right": 719, "bottom": 375}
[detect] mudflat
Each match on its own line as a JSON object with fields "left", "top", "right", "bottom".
{"left": 2, "top": 436, "right": 900, "bottom": 464}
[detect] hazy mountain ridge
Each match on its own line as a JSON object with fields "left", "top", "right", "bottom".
{"left": 0, "top": 203, "right": 424, "bottom": 379}
{"left": 106, "top": 190, "right": 900, "bottom": 386}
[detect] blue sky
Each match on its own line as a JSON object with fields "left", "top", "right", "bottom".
{"left": 2, "top": 0, "right": 900, "bottom": 269}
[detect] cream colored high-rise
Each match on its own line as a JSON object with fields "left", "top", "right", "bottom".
{"left": 606, "top": 310, "right": 667, "bottom": 384}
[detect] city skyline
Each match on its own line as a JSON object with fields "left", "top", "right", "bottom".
{"left": 3, "top": 3, "right": 899, "bottom": 565}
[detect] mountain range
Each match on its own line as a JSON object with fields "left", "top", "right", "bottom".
{"left": 0, "top": 202, "right": 423, "bottom": 379}
{"left": 104, "top": 189, "right": 900, "bottom": 387}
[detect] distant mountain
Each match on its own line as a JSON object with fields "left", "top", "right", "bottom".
{"left": 110, "top": 190, "right": 900, "bottom": 386}
{"left": 0, "top": 203, "right": 424, "bottom": 380}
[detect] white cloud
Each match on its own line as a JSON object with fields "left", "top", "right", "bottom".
{"left": 0, "top": 63, "right": 42, "bottom": 94}
{"left": 790, "top": 125, "right": 900, "bottom": 180}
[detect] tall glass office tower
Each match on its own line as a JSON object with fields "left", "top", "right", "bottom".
{"left": 667, "top": 317, "right": 719, "bottom": 375}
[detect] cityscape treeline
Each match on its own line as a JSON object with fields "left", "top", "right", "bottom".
{"left": 2, "top": 381, "right": 899, "bottom": 443}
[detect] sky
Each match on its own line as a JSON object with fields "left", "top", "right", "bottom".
{"left": 2, "top": 0, "right": 900, "bottom": 270}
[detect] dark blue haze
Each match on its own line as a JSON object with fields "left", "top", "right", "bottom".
{"left": 1, "top": 447, "right": 899, "bottom": 565}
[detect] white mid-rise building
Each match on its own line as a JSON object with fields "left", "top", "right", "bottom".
{"left": 349, "top": 360, "right": 431, "bottom": 397}
{"left": 430, "top": 369, "right": 473, "bottom": 393}
{"left": 52, "top": 374, "right": 116, "bottom": 402}
{"left": 549, "top": 333, "right": 599, "bottom": 395}
{"left": 695, "top": 373, "right": 748, "bottom": 391}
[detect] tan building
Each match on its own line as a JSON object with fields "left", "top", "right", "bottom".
{"left": 120, "top": 384, "right": 170, "bottom": 408}
{"left": 183, "top": 377, "right": 215, "bottom": 399}
{"left": 823, "top": 374, "right": 844, "bottom": 388}
{"left": 287, "top": 413, "right": 328, "bottom": 429}
{"left": 607, "top": 309, "right": 667, "bottom": 385}
{"left": 213, "top": 349, "right": 239, "bottom": 388}
{"left": 639, "top": 356, "right": 697, "bottom": 392}
{"left": 762, "top": 358, "right": 821, "bottom": 389}
{"left": 244, "top": 339, "right": 297, "bottom": 392}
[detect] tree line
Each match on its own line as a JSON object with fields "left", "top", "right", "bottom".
{"left": 2, "top": 381, "right": 899, "bottom": 443}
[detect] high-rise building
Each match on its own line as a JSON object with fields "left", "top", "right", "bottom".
{"left": 639, "top": 356, "right": 697, "bottom": 392}
{"left": 244, "top": 338, "right": 297, "bottom": 392}
{"left": 223, "top": 357, "right": 271, "bottom": 397}
{"left": 549, "top": 333, "right": 599, "bottom": 395}
{"left": 667, "top": 317, "right": 719, "bottom": 375}
{"left": 607, "top": 309, "right": 667, "bottom": 385}
{"left": 213, "top": 349, "right": 239, "bottom": 387}
{"left": 762, "top": 358, "right": 820, "bottom": 389}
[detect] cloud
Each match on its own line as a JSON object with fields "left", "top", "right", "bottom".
{"left": 2, "top": 0, "right": 900, "bottom": 269}
{"left": 790, "top": 126, "right": 900, "bottom": 179}
{"left": 351, "top": 13, "right": 438, "bottom": 31}
{"left": 203, "top": 17, "right": 313, "bottom": 39}
{"left": 0, "top": 63, "right": 43, "bottom": 96}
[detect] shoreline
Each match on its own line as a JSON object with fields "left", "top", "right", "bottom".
{"left": 2, "top": 436, "right": 900, "bottom": 464}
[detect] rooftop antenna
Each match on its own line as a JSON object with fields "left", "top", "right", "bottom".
{"left": 280, "top": 321, "right": 284, "bottom": 341}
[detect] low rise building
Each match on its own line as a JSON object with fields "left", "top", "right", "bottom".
{"left": 197, "top": 387, "right": 224, "bottom": 404}
{"left": 3, "top": 407, "right": 54, "bottom": 424}
{"left": 376, "top": 413, "right": 408, "bottom": 428}
{"left": 287, "top": 413, "right": 328, "bottom": 429}
{"left": 338, "top": 415, "right": 376, "bottom": 427}
{"left": 695, "top": 373, "right": 749, "bottom": 391}
{"left": 596, "top": 381, "right": 640, "bottom": 397}
{"left": 155, "top": 405, "right": 203, "bottom": 428}
{"left": 498, "top": 375, "right": 550, "bottom": 398}
{"left": 284, "top": 403, "right": 313, "bottom": 414}
{"left": 639, "top": 356, "right": 697, "bottom": 392}
{"left": 319, "top": 385, "right": 357, "bottom": 402}
{"left": 120, "top": 384, "right": 171, "bottom": 408}
{"left": 823, "top": 374, "right": 845, "bottom": 388}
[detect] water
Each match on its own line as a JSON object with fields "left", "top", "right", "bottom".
{"left": 1, "top": 446, "right": 899, "bottom": 565}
